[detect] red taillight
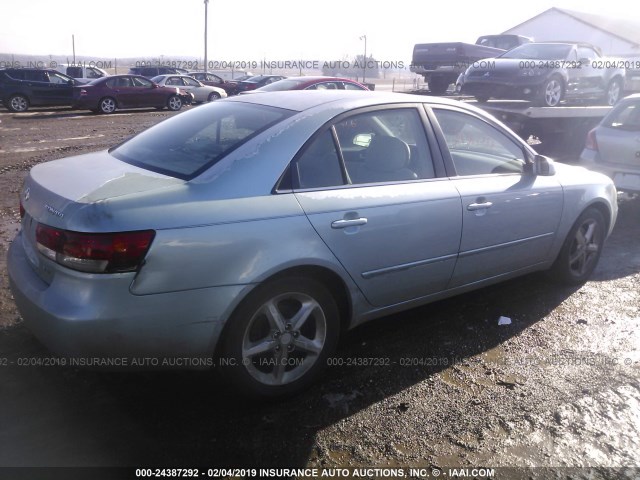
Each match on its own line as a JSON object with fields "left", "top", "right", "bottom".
{"left": 585, "top": 128, "right": 598, "bottom": 151}
{"left": 79, "top": 89, "right": 88, "bottom": 96}
{"left": 35, "top": 224, "right": 155, "bottom": 273}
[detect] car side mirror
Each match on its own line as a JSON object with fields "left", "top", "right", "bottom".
{"left": 68, "top": 80, "right": 74, "bottom": 85}
{"left": 533, "top": 154, "right": 556, "bottom": 176}
{"left": 152, "top": 83, "right": 159, "bottom": 88}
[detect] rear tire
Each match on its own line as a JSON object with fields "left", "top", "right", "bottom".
{"left": 550, "top": 208, "right": 606, "bottom": 284}
{"left": 7, "top": 94, "right": 29, "bottom": 112}
{"left": 604, "top": 78, "right": 622, "bottom": 106}
{"left": 219, "top": 276, "right": 340, "bottom": 397}
{"left": 98, "top": 97, "right": 117, "bottom": 114}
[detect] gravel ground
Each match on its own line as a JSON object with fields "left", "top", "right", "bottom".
{"left": 0, "top": 106, "right": 638, "bottom": 479}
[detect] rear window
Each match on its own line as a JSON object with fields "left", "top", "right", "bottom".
{"left": 110, "top": 101, "right": 293, "bottom": 179}
{"left": 604, "top": 101, "right": 640, "bottom": 131}
{"left": 259, "top": 79, "right": 306, "bottom": 91}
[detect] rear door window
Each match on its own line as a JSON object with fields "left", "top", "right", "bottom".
{"left": 292, "top": 107, "right": 436, "bottom": 189}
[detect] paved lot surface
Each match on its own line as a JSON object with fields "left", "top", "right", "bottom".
{"left": 0, "top": 106, "right": 638, "bottom": 478}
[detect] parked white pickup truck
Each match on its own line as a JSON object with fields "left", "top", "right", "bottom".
{"left": 55, "top": 65, "right": 109, "bottom": 84}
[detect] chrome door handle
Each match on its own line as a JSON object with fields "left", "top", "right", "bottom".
{"left": 331, "top": 218, "right": 368, "bottom": 229}
{"left": 467, "top": 202, "right": 493, "bottom": 211}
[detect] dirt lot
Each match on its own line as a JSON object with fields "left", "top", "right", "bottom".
{"left": 0, "top": 106, "right": 639, "bottom": 479}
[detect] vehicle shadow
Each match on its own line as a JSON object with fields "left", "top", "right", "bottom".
{"left": 0, "top": 271, "right": 580, "bottom": 468}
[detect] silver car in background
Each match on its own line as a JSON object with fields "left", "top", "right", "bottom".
{"left": 8, "top": 91, "right": 618, "bottom": 397}
{"left": 151, "top": 74, "right": 227, "bottom": 102}
{"left": 581, "top": 94, "right": 640, "bottom": 193}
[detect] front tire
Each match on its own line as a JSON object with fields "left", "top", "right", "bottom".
{"left": 220, "top": 277, "right": 340, "bottom": 397}
{"left": 167, "top": 95, "right": 182, "bottom": 111}
{"left": 550, "top": 208, "right": 606, "bottom": 284}
{"left": 98, "top": 97, "right": 117, "bottom": 114}
{"left": 538, "top": 76, "right": 564, "bottom": 107}
{"left": 207, "top": 91, "right": 221, "bottom": 102}
{"left": 604, "top": 78, "right": 622, "bottom": 106}
{"left": 7, "top": 94, "right": 29, "bottom": 112}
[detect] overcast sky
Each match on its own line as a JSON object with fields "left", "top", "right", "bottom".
{"left": 1, "top": 0, "right": 639, "bottom": 62}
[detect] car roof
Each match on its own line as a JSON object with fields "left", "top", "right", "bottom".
{"left": 106, "top": 74, "right": 145, "bottom": 78}
{"left": 155, "top": 74, "right": 194, "bottom": 78}
{"left": 279, "top": 76, "right": 360, "bottom": 83}
{"left": 225, "top": 90, "right": 471, "bottom": 112}
{"left": 244, "top": 75, "right": 282, "bottom": 81}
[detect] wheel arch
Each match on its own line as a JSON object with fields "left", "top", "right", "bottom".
{"left": 266, "top": 265, "right": 352, "bottom": 332}
{"left": 213, "top": 264, "right": 353, "bottom": 360}
{"left": 611, "top": 74, "right": 625, "bottom": 84}
{"left": 584, "top": 199, "right": 613, "bottom": 234}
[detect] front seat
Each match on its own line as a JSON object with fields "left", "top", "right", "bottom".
{"left": 352, "top": 135, "right": 417, "bottom": 183}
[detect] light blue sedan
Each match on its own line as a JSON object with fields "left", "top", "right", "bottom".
{"left": 8, "top": 91, "right": 618, "bottom": 396}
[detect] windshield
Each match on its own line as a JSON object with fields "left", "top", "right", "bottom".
{"left": 258, "top": 79, "right": 305, "bottom": 91}
{"left": 110, "top": 101, "right": 293, "bottom": 179}
{"left": 501, "top": 43, "right": 572, "bottom": 60}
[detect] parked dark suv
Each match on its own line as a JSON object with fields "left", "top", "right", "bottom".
{"left": 128, "top": 66, "right": 189, "bottom": 78}
{"left": 0, "top": 68, "right": 78, "bottom": 112}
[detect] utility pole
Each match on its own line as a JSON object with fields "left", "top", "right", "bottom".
{"left": 72, "top": 34, "right": 76, "bottom": 63}
{"left": 360, "top": 35, "right": 367, "bottom": 84}
{"left": 204, "top": 0, "right": 209, "bottom": 73}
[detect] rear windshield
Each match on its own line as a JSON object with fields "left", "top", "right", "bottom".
{"left": 259, "top": 79, "right": 306, "bottom": 91}
{"left": 110, "top": 101, "right": 293, "bottom": 179}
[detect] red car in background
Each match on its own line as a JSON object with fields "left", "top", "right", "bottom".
{"left": 73, "top": 75, "right": 192, "bottom": 114}
{"left": 247, "top": 76, "right": 369, "bottom": 93}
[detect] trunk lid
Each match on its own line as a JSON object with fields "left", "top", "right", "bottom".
{"left": 22, "top": 150, "right": 183, "bottom": 231}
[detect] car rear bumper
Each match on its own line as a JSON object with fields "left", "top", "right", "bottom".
{"left": 580, "top": 149, "right": 640, "bottom": 193}
{"left": 7, "top": 233, "right": 246, "bottom": 368}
